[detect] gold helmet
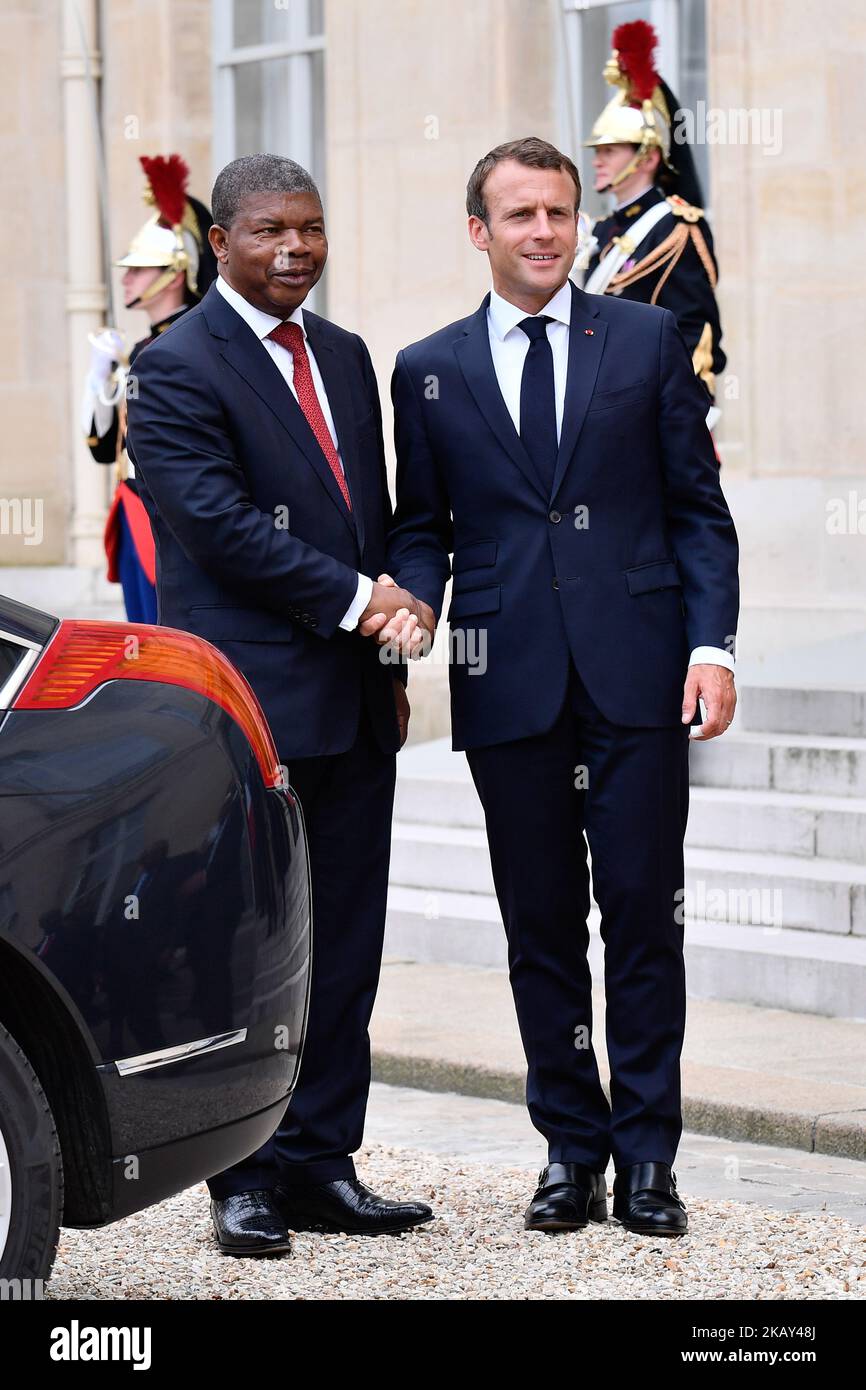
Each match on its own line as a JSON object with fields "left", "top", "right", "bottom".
{"left": 115, "top": 155, "right": 213, "bottom": 303}
{"left": 583, "top": 20, "right": 674, "bottom": 189}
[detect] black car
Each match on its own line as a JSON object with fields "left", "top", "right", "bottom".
{"left": 0, "top": 595, "right": 311, "bottom": 1280}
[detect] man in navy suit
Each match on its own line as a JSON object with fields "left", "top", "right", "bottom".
{"left": 127, "top": 154, "right": 434, "bottom": 1255}
{"left": 365, "top": 137, "right": 739, "bottom": 1236}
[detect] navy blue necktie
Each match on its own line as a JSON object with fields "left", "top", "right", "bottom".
{"left": 518, "top": 315, "right": 557, "bottom": 496}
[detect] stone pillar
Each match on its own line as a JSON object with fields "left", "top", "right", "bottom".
{"left": 709, "top": 0, "right": 866, "bottom": 654}
{"left": 62, "top": 0, "right": 110, "bottom": 569}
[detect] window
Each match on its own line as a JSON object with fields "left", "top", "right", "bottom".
{"left": 0, "top": 633, "right": 40, "bottom": 710}
{"left": 558, "top": 0, "right": 709, "bottom": 220}
{"left": 213, "top": 1, "right": 326, "bottom": 302}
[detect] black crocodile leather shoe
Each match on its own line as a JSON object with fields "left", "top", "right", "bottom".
{"left": 276, "top": 1178, "right": 434, "bottom": 1235}
{"left": 210, "top": 1190, "right": 292, "bottom": 1256}
{"left": 612, "top": 1162, "right": 688, "bottom": 1236}
{"left": 524, "top": 1163, "right": 609, "bottom": 1231}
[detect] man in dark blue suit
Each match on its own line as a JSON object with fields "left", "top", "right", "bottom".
{"left": 366, "top": 137, "right": 739, "bottom": 1236}
{"left": 127, "top": 154, "right": 434, "bottom": 1255}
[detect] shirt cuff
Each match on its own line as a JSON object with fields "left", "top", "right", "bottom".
{"left": 688, "top": 646, "right": 735, "bottom": 673}
{"left": 339, "top": 573, "right": 374, "bottom": 631}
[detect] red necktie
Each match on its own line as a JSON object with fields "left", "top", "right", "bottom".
{"left": 267, "top": 320, "right": 352, "bottom": 510}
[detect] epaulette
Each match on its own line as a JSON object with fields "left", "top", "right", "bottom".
{"left": 665, "top": 194, "right": 703, "bottom": 224}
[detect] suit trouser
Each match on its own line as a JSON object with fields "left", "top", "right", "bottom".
{"left": 208, "top": 705, "right": 396, "bottom": 1198}
{"left": 465, "top": 661, "right": 690, "bottom": 1171}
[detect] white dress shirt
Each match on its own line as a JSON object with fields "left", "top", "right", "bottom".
{"left": 485, "top": 282, "right": 733, "bottom": 674}
{"left": 487, "top": 281, "right": 572, "bottom": 441}
{"left": 215, "top": 275, "right": 372, "bottom": 629}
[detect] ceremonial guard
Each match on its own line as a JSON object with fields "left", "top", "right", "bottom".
{"left": 81, "top": 155, "right": 217, "bottom": 620}
{"left": 577, "top": 21, "right": 725, "bottom": 416}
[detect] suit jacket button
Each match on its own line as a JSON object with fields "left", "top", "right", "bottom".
{"left": 549, "top": 510, "right": 561, "bottom": 524}
{"left": 552, "top": 578, "right": 560, "bottom": 590}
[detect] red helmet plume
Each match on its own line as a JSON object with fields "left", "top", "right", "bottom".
{"left": 139, "top": 154, "right": 190, "bottom": 228}
{"left": 611, "top": 19, "right": 660, "bottom": 104}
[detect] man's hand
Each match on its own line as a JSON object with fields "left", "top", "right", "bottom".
{"left": 682, "top": 664, "right": 737, "bottom": 740}
{"left": 359, "top": 574, "right": 435, "bottom": 658}
{"left": 393, "top": 676, "right": 410, "bottom": 747}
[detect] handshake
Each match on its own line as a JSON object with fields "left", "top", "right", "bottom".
{"left": 358, "top": 574, "right": 436, "bottom": 659}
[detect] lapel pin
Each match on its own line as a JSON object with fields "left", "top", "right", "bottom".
{"left": 584, "top": 328, "right": 594, "bottom": 336}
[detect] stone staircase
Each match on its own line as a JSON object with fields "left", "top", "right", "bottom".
{"left": 386, "top": 684, "right": 866, "bottom": 1019}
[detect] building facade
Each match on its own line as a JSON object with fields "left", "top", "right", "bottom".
{"left": 1, "top": 0, "right": 863, "bottom": 682}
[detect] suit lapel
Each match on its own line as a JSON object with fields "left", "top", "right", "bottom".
{"left": 204, "top": 288, "right": 357, "bottom": 543}
{"left": 550, "top": 282, "right": 607, "bottom": 502}
{"left": 453, "top": 298, "right": 549, "bottom": 502}
{"left": 303, "top": 315, "right": 366, "bottom": 555}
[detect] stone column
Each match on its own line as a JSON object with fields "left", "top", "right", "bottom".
{"left": 61, "top": 0, "right": 110, "bottom": 569}
{"left": 709, "top": 0, "right": 866, "bottom": 654}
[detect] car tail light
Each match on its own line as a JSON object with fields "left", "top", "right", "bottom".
{"left": 13, "top": 620, "right": 285, "bottom": 790}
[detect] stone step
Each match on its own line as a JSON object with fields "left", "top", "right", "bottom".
{"left": 687, "top": 729, "right": 866, "bottom": 797}
{"left": 385, "top": 885, "right": 866, "bottom": 1020}
{"left": 736, "top": 684, "right": 866, "bottom": 738}
{"left": 398, "top": 729, "right": 866, "bottom": 802}
{"left": 686, "top": 787, "right": 866, "bottom": 861}
{"left": 395, "top": 767, "right": 866, "bottom": 863}
{"left": 389, "top": 822, "right": 866, "bottom": 935}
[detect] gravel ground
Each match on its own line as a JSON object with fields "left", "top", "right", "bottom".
{"left": 46, "top": 1144, "right": 865, "bottom": 1301}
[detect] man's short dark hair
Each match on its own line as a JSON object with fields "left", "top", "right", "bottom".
{"left": 466, "top": 137, "right": 581, "bottom": 226}
{"left": 211, "top": 154, "right": 321, "bottom": 228}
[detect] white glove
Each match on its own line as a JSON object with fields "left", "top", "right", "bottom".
{"left": 82, "top": 329, "right": 125, "bottom": 438}
{"left": 87, "top": 328, "right": 124, "bottom": 387}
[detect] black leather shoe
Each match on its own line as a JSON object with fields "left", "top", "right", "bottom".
{"left": 524, "top": 1163, "right": 608, "bottom": 1231}
{"left": 275, "top": 1178, "right": 433, "bottom": 1235}
{"left": 210, "top": 1190, "right": 293, "bottom": 1256}
{"left": 612, "top": 1162, "right": 688, "bottom": 1236}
